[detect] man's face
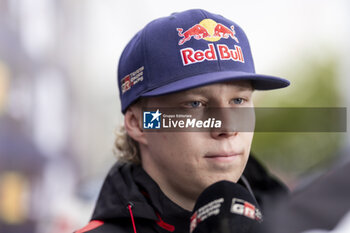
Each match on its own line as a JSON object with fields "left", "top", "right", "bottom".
{"left": 139, "top": 81, "right": 254, "bottom": 207}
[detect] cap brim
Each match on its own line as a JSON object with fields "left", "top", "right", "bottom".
{"left": 141, "top": 71, "right": 290, "bottom": 97}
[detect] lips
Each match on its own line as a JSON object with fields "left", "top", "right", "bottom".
{"left": 205, "top": 151, "right": 242, "bottom": 157}
{"left": 204, "top": 154, "right": 240, "bottom": 158}
{"left": 204, "top": 152, "right": 243, "bottom": 162}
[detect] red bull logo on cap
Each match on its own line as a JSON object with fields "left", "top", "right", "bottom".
{"left": 177, "top": 19, "right": 239, "bottom": 45}
{"left": 177, "top": 19, "right": 243, "bottom": 66}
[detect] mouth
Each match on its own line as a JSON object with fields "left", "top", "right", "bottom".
{"left": 204, "top": 152, "right": 242, "bottom": 162}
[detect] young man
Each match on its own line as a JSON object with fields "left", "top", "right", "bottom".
{"left": 76, "top": 9, "right": 290, "bottom": 233}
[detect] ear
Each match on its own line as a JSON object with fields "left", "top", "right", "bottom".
{"left": 124, "top": 106, "right": 148, "bottom": 146}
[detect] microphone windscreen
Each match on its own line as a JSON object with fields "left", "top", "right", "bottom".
{"left": 190, "top": 180, "right": 262, "bottom": 233}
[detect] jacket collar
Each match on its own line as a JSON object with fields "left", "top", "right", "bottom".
{"left": 92, "top": 162, "right": 191, "bottom": 232}
{"left": 91, "top": 155, "right": 288, "bottom": 227}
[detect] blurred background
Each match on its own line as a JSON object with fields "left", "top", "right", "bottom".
{"left": 0, "top": 0, "right": 349, "bottom": 232}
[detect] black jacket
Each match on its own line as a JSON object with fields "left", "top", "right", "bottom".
{"left": 75, "top": 155, "right": 288, "bottom": 233}
{"left": 264, "top": 157, "right": 350, "bottom": 233}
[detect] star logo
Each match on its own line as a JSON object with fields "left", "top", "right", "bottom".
{"left": 143, "top": 109, "right": 162, "bottom": 129}
{"left": 150, "top": 109, "right": 162, "bottom": 122}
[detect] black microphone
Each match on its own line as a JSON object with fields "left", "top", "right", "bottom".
{"left": 190, "top": 180, "right": 263, "bottom": 233}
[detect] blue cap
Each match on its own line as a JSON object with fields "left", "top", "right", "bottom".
{"left": 118, "top": 9, "right": 290, "bottom": 113}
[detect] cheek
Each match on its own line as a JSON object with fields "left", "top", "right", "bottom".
{"left": 239, "top": 132, "right": 254, "bottom": 160}
{"left": 146, "top": 133, "right": 189, "bottom": 159}
{"left": 147, "top": 133, "right": 202, "bottom": 164}
{"left": 243, "top": 132, "right": 254, "bottom": 147}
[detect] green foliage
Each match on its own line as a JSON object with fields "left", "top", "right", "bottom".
{"left": 251, "top": 54, "right": 346, "bottom": 180}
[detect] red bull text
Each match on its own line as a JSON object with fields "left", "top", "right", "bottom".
{"left": 180, "top": 43, "right": 244, "bottom": 66}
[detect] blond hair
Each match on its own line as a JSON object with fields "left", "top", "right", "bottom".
{"left": 113, "top": 98, "right": 147, "bottom": 164}
{"left": 113, "top": 125, "right": 141, "bottom": 164}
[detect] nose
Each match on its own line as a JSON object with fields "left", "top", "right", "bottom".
{"left": 209, "top": 107, "right": 238, "bottom": 139}
{"left": 209, "top": 107, "right": 255, "bottom": 139}
{"left": 210, "top": 128, "right": 238, "bottom": 139}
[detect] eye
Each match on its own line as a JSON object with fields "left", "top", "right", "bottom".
{"left": 185, "top": 101, "right": 203, "bottom": 108}
{"left": 232, "top": 98, "right": 245, "bottom": 105}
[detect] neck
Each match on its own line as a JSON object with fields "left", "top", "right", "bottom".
{"left": 149, "top": 171, "right": 196, "bottom": 211}
{"left": 140, "top": 149, "right": 197, "bottom": 211}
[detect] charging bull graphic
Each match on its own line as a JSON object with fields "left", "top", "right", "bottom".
{"left": 177, "top": 19, "right": 239, "bottom": 45}
{"left": 177, "top": 24, "right": 210, "bottom": 45}
{"left": 213, "top": 23, "right": 239, "bottom": 43}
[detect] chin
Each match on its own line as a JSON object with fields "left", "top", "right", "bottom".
{"left": 205, "top": 174, "right": 240, "bottom": 187}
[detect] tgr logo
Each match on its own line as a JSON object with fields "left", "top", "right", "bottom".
{"left": 143, "top": 109, "right": 162, "bottom": 129}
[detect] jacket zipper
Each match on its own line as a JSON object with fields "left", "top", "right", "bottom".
{"left": 127, "top": 202, "right": 138, "bottom": 233}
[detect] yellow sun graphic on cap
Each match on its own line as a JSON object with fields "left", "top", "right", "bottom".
{"left": 199, "top": 19, "right": 222, "bottom": 42}
{"left": 198, "top": 19, "right": 239, "bottom": 43}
